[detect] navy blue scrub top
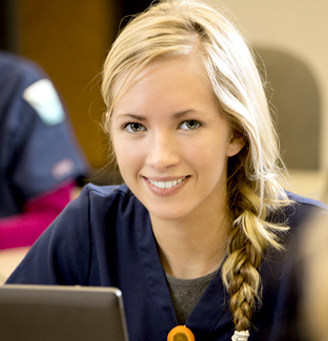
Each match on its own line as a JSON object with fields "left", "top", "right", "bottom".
{"left": 0, "top": 51, "right": 89, "bottom": 217}
{"left": 6, "top": 184, "right": 328, "bottom": 340}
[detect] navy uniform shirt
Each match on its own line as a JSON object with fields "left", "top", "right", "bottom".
{"left": 0, "top": 51, "right": 89, "bottom": 217}
{"left": 6, "top": 184, "right": 328, "bottom": 340}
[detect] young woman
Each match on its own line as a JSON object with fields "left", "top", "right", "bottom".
{"left": 6, "top": 1, "right": 328, "bottom": 340}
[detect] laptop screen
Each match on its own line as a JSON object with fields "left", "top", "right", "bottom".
{"left": 0, "top": 285, "right": 129, "bottom": 341}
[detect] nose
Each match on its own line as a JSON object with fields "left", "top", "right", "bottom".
{"left": 145, "top": 131, "right": 180, "bottom": 171}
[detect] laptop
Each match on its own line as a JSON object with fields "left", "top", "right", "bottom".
{"left": 0, "top": 284, "right": 130, "bottom": 341}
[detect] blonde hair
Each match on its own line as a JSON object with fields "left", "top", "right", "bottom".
{"left": 102, "top": 0, "right": 291, "bottom": 334}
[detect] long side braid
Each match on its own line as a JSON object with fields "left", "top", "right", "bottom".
{"left": 225, "top": 218, "right": 264, "bottom": 331}
{"left": 222, "top": 176, "right": 289, "bottom": 333}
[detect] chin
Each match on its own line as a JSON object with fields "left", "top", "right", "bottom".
{"left": 148, "top": 205, "right": 193, "bottom": 222}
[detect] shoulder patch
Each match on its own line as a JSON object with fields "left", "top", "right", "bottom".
{"left": 23, "top": 78, "right": 65, "bottom": 125}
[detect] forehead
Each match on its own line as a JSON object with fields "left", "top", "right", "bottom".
{"left": 111, "top": 56, "right": 212, "bottom": 109}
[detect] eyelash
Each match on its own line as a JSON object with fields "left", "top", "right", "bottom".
{"left": 122, "top": 120, "right": 203, "bottom": 133}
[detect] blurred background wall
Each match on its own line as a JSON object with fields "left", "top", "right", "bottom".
{"left": 206, "top": 0, "right": 328, "bottom": 200}
{"left": 1, "top": 0, "right": 327, "bottom": 199}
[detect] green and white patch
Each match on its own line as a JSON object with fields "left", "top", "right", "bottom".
{"left": 23, "top": 78, "right": 65, "bottom": 125}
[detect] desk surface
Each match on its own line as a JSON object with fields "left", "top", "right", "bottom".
{"left": 0, "top": 247, "right": 29, "bottom": 284}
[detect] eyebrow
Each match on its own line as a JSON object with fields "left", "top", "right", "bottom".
{"left": 116, "top": 110, "right": 196, "bottom": 121}
{"left": 173, "top": 110, "right": 196, "bottom": 118}
{"left": 116, "top": 113, "right": 146, "bottom": 121}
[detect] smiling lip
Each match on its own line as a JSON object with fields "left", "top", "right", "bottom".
{"left": 144, "top": 176, "right": 188, "bottom": 196}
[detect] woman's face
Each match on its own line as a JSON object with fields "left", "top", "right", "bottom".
{"left": 111, "top": 56, "right": 244, "bottom": 223}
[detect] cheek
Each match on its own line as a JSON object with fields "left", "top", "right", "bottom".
{"left": 184, "top": 137, "right": 229, "bottom": 174}
{"left": 113, "top": 137, "right": 144, "bottom": 174}
{"left": 195, "top": 135, "right": 229, "bottom": 161}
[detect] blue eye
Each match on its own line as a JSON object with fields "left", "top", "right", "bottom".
{"left": 124, "top": 123, "right": 146, "bottom": 133}
{"left": 180, "top": 120, "right": 201, "bottom": 130}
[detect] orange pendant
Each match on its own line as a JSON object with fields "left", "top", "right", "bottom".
{"left": 167, "top": 325, "right": 195, "bottom": 341}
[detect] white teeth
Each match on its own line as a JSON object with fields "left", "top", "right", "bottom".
{"left": 148, "top": 177, "right": 186, "bottom": 189}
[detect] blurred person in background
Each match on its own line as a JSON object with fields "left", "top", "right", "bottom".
{"left": 0, "top": 50, "right": 89, "bottom": 249}
{"left": 296, "top": 212, "right": 328, "bottom": 341}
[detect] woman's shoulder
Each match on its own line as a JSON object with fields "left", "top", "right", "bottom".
{"left": 273, "top": 191, "right": 328, "bottom": 231}
{"left": 82, "top": 182, "right": 130, "bottom": 196}
{"left": 79, "top": 182, "right": 132, "bottom": 204}
{"left": 76, "top": 182, "right": 144, "bottom": 217}
{"left": 286, "top": 191, "right": 328, "bottom": 211}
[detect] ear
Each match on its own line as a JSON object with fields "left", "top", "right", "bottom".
{"left": 226, "top": 131, "right": 246, "bottom": 157}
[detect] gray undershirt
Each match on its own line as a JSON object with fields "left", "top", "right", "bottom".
{"left": 165, "top": 270, "right": 217, "bottom": 325}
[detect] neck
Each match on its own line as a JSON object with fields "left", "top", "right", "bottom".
{"left": 151, "top": 206, "right": 231, "bottom": 279}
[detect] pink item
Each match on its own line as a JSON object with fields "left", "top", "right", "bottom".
{"left": 0, "top": 181, "right": 76, "bottom": 249}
